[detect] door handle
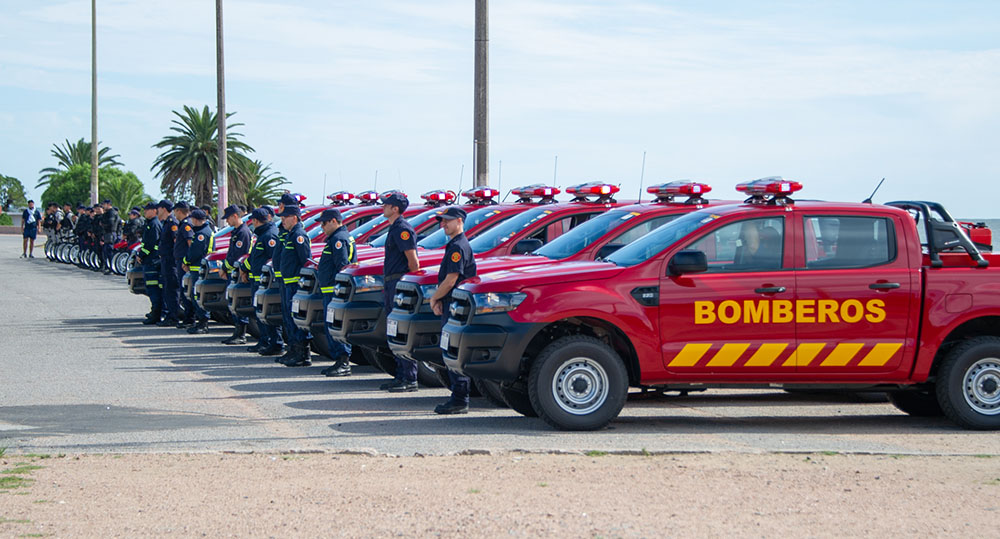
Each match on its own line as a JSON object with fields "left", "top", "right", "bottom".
{"left": 755, "top": 286, "right": 786, "bottom": 294}
{"left": 868, "top": 282, "right": 901, "bottom": 290}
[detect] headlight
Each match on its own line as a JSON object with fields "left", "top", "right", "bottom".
{"left": 352, "top": 274, "right": 384, "bottom": 293}
{"left": 472, "top": 292, "right": 527, "bottom": 315}
{"left": 419, "top": 285, "right": 438, "bottom": 304}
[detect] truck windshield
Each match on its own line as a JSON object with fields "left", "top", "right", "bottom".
{"left": 468, "top": 207, "right": 554, "bottom": 254}
{"left": 419, "top": 206, "right": 510, "bottom": 250}
{"left": 351, "top": 216, "right": 387, "bottom": 240}
{"left": 605, "top": 211, "right": 718, "bottom": 267}
{"left": 368, "top": 208, "right": 442, "bottom": 247}
{"left": 533, "top": 210, "right": 679, "bottom": 260}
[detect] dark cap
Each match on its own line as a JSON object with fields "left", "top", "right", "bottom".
{"left": 190, "top": 209, "right": 208, "bottom": 221}
{"left": 317, "top": 208, "right": 343, "bottom": 223}
{"left": 249, "top": 208, "right": 270, "bottom": 223}
{"left": 174, "top": 201, "right": 190, "bottom": 212}
{"left": 278, "top": 205, "right": 301, "bottom": 217}
{"left": 157, "top": 199, "right": 174, "bottom": 210}
{"left": 279, "top": 193, "right": 299, "bottom": 207}
{"left": 381, "top": 192, "right": 409, "bottom": 211}
{"left": 262, "top": 205, "right": 275, "bottom": 218}
{"left": 435, "top": 206, "right": 467, "bottom": 222}
{"left": 144, "top": 202, "right": 158, "bottom": 210}
{"left": 77, "top": 204, "right": 86, "bottom": 209}
{"left": 101, "top": 199, "right": 111, "bottom": 204}
{"left": 129, "top": 208, "right": 140, "bottom": 215}
{"left": 222, "top": 205, "right": 240, "bottom": 219}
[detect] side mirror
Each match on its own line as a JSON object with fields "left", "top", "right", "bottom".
{"left": 668, "top": 250, "right": 708, "bottom": 275}
{"left": 513, "top": 238, "right": 543, "bottom": 254}
{"left": 596, "top": 244, "right": 623, "bottom": 259}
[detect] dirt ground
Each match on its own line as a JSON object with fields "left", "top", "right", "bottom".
{"left": 1, "top": 452, "right": 997, "bottom": 537}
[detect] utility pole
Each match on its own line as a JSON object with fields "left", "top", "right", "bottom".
{"left": 215, "top": 0, "right": 227, "bottom": 224}
{"left": 90, "top": 0, "right": 98, "bottom": 205}
{"left": 473, "top": 0, "right": 489, "bottom": 187}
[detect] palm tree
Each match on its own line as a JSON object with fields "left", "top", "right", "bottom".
{"left": 101, "top": 171, "right": 153, "bottom": 213}
{"left": 37, "top": 138, "right": 123, "bottom": 189}
{"left": 243, "top": 160, "right": 289, "bottom": 208}
{"left": 151, "top": 105, "right": 255, "bottom": 206}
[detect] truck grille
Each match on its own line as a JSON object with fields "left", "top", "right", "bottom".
{"left": 393, "top": 282, "right": 420, "bottom": 314}
{"left": 448, "top": 290, "right": 473, "bottom": 324}
{"left": 333, "top": 274, "right": 352, "bottom": 301}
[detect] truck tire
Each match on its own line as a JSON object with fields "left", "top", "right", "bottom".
{"left": 349, "top": 346, "right": 368, "bottom": 366}
{"left": 936, "top": 336, "right": 1000, "bottom": 430}
{"left": 528, "top": 335, "right": 628, "bottom": 430}
{"left": 417, "top": 361, "right": 444, "bottom": 388}
{"left": 888, "top": 390, "right": 942, "bottom": 417}
{"left": 475, "top": 378, "right": 508, "bottom": 408}
{"left": 361, "top": 348, "right": 397, "bottom": 375}
{"left": 499, "top": 383, "right": 538, "bottom": 417}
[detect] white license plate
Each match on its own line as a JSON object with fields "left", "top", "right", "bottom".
{"left": 440, "top": 331, "right": 451, "bottom": 351}
{"left": 386, "top": 319, "right": 398, "bottom": 337}
{"left": 253, "top": 295, "right": 259, "bottom": 307}
{"left": 292, "top": 299, "right": 300, "bottom": 312}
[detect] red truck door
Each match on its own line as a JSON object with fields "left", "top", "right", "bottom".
{"left": 793, "top": 213, "right": 915, "bottom": 379}
{"left": 660, "top": 214, "right": 796, "bottom": 378}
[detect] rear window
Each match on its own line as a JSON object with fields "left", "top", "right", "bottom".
{"left": 803, "top": 216, "right": 896, "bottom": 269}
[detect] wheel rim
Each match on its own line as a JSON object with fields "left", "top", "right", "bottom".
{"left": 551, "top": 357, "right": 610, "bottom": 416}
{"left": 962, "top": 358, "right": 1000, "bottom": 415}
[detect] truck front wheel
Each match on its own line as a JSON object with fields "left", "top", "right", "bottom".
{"left": 528, "top": 335, "right": 628, "bottom": 431}
{"left": 936, "top": 336, "right": 1000, "bottom": 430}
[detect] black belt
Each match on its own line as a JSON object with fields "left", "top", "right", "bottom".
{"left": 384, "top": 273, "right": 404, "bottom": 281}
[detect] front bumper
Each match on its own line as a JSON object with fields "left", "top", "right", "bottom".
{"left": 291, "top": 290, "right": 326, "bottom": 333}
{"left": 386, "top": 309, "right": 445, "bottom": 366}
{"left": 182, "top": 272, "right": 195, "bottom": 298}
{"left": 326, "top": 294, "right": 386, "bottom": 348}
{"left": 195, "top": 276, "right": 229, "bottom": 312}
{"left": 441, "top": 313, "right": 542, "bottom": 382}
{"left": 253, "top": 283, "right": 284, "bottom": 326}
{"left": 226, "top": 281, "right": 255, "bottom": 318}
{"left": 126, "top": 267, "right": 146, "bottom": 295}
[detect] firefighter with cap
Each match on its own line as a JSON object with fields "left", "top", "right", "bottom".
{"left": 315, "top": 208, "right": 356, "bottom": 376}
{"left": 267, "top": 193, "right": 298, "bottom": 360}
{"left": 183, "top": 209, "right": 214, "bottom": 334}
{"left": 243, "top": 208, "right": 283, "bottom": 355}
{"left": 156, "top": 200, "right": 180, "bottom": 326}
{"left": 172, "top": 202, "right": 196, "bottom": 327}
{"left": 277, "top": 204, "right": 313, "bottom": 366}
{"left": 221, "top": 204, "right": 253, "bottom": 345}
{"left": 137, "top": 202, "right": 163, "bottom": 325}
{"left": 428, "top": 207, "right": 477, "bottom": 414}
{"left": 378, "top": 192, "right": 421, "bottom": 392}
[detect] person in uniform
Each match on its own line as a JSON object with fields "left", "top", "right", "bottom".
{"left": 315, "top": 208, "right": 356, "bottom": 377}
{"left": 75, "top": 205, "right": 92, "bottom": 265}
{"left": 99, "top": 199, "right": 121, "bottom": 274}
{"left": 123, "top": 207, "right": 144, "bottom": 246}
{"left": 41, "top": 202, "right": 62, "bottom": 243}
{"left": 199, "top": 205, "right": 217, "bottom": 233}
{"left": 379, "top": 192, "right": 421, "bottom": 392}
{"left": 172, "top": 202, "right": 196, "bottom": 327}
{"left": 243, "top": 208, "right": 283, "bottom": 355}
{"left": 221, "top": 205, "right": 252, "bottom": 345}
{"left": 183, "top": 209, "right": 214, "bottom": 334}
{"left": 156, "top": 200, "right": 180, "bottom": 326}
{"left": 268, "top": 193, "right": 298, "bottom": 361}
{"left": 277, "top": 204, "right": 313, "bottom": 367}
{"left": 90, "top": 204, "right": 104, "bottom": 270}
{"left": 60, "top": 203, "right": 76, "bottom": 232}
{"left": 137, "top": 202, "right": 163, "bottom": 325}
{"left": 428, "top": 207, "right": 477, "bottom": 414}
{"left": 20, "top": 200, "right": 41, "bottom": 258}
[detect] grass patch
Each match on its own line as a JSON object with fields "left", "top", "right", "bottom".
{"left": 985, "top": 478, "right": 1000, "bottom": 486}
{"left": 19, "top": 534, "right": 51, "bottom": 538}
{"left": 973, "top": 454, "right": 994, "bottom": 459}
{"left": 0, "top": 476, "right": 34, "bottom": 490}
{"left": 2, "top": 465, "right": 43, "bottom": 475}
{"left": 0, "top": 447, "right": 6, "bottom": 458}
{"left": 819, "top": 451, "right": 840, "bottom": 456}
{"left": 32, "top": 500, "right": 52, "bottom": 504}
{"left": 19, "top": 455, "right": 50, "bottom": 460}
{"left": 0, "top": 517, "right": 31, "bottom": 524}
{"left": 537, "top": 482, "right": 548, "bottom": 487}
{"left": 467, "top": 488, "right": 481, "bottom": 494}
{"left": 585, "top": 450, "right": 608, "bottom": 457}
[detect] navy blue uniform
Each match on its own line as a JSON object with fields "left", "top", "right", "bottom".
{"left": 279, "top": 222, "right": 311, "bottom": 345}
{"left": 383, "top": 217, "right": 419, "bottom": 382}
{"left": 225, "top": 222, "right": 253, "bottom": 325}
{"left": 140, "top": 216, "right": 163, "bottom": 316}
{"left": 244, "top": 221, "right": 282, "bottom": 348}
{"left": 22, "top": 208, "right": 41, "bottom": 239}
{"left": 438, "top": 232, "right": 477, "bottom": 405}
{"left": 159, "top": 215, "right": 179, "bottom": 321}
{"left": 319, "top": 226, "right": 356, "bottom": 360}
{"left": 184, "top": 223, "right": 214, "bottom": 323}
{"left": 99, "top": 207, "right": 121, "bottom": 271}
{"left": 174, "top": 218, "right": 195, "bottom": 321}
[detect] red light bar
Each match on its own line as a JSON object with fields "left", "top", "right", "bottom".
{"left": 566, "top": 182, "right": 620, "bottom": 197}
{"left": 357, "top": 190, "right": 380, "bottom": 202}
{"left": 327, "top": 191, "right": 354, "bottom": 202}
{"left": 420, "top": 190, "right": 457, "bottom": 202}
{"left": 736, "top": 177, "right": 802, "bottom": 197}
{"left": 461, "top": 187, "right": 500, "bottom": 200}
{"left": 291, "top": 193, "right": 307, "bottom": 203}
{"left": 511, "top": 184, "right": 560, "bottom": 198}
{"left": 647, "top": 181, "right": 712, "bottom": 197}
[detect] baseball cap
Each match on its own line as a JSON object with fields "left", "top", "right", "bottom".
{"left": 190, "top": 209, "right": 208, "bottom": 221}
{"left": 317, "top": 208, "right": 343, "bottom": 223}
{"left": 278, "top": 205, "right": 301, "bottom": 217}
{"left": 435, "top": 207, "right": 467, "bottom": 222}
{"left": 222, "top": 205, "right": 240, "bottom": 219}
{"left": 174, "top": 201, "right": 190, "bottom": 211}
{"left": 381, "top": 192, "right": 409, "bottom": 211}
{"left": 249, "top": 208, "right": 270, "bottom": 223}
{"left": 279, "top": 193, "right": 299, "bottom": 207}
{"left": 144, "top": 202, "right": 158, "bottom": 210}
{"left": 157, "top": 199, "right": 174, "bottom": 211}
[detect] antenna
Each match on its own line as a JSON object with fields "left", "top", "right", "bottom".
{"left": 863, "top": 177, "right": 885, "bottom": 204}
{"left": 497, "top": 159, "right": 502, "bottom": 194}
{"left": 553, "top": 155, "right": 558, "bottom": 184}
{"left": 637, "top": 151, "right": 647, "bottom": 202}
{"left": 322, "top": 173, "right": 327, "bottom": 204}
{"left": 374, "top": 170, "right": 378, "bottom": 192}
{"left": 457, "top": 164, "right": 464, "bottom": 194}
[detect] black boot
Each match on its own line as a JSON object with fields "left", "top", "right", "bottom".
{"left": 247, "top": 341, "right": 265, "bottom": 353}
{"left": 284, "top": 343, "right": 312, "bottom": 367}
{"left": 321, "top": 355, "right": 352, "bottom": 377}
{"left": 222, "top": 323, "right": 247, "bottom": 345}
{"left": 277, "top": 343, "right": 299, "bottom": 363}
{"left": 186, "top": 320, "right": 209, "bottom": 334}
{"left": 142, "top": 311, "right": 161, "bottom": 325}
{"left": 258, "top": 343, "right": 284, "bottom": 356}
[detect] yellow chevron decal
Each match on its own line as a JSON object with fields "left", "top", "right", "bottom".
{"left": 820, "top": 343, "right": 865, "bottom": 366}
{"left": 706, "top": 343, "right": 751, "bottom": 367}
{"left": 668, "top": 343, "right": 712, "bottom": 367}
{"left": 857, "top": 342, "right": 903, "bottom": 367}
{"left": 744, "top": 343, "right": 788, "bottom": 367}
{"left": 782, "top": 343, "right": 825, "bottom": 367}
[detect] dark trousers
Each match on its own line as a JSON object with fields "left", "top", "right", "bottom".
{"left": 281, "top": 282, "right": 310, "bottom": 345}
{"left": 252, "top": 282, "right": 282, "bottom": 347}
{"left": 160, "top": 257, "right": 179, "bottom": 320}
{"left": 101, "top": 237, "right": 118, "bottom": 270}
{"left": 176, "top": 261, "right": 192, "bottom": 321}
{"left": 232, "top": 276, "right": 249, "bottom": 326}
{"left": 144, "top": 261, "right": 162, "bottom": 316}
{"left": 188, "top": 270, "right": 209, "bottom": 322}
{"left": 442, "top": 309, "right": 469, "bottom": 404}
{"left": 386, "top": 278, "right": 417, "bottom": 383}
{"left": 322, "top": 293, "right": 351, "bottom": 359}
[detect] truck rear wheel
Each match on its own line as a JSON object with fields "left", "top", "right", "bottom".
{"left": 888, "top": 390, "right": 942, "bottom": 417}
{"left": 528, "top": 335, "right": 628, "bottom": 431}
{"left": 936, "top": 336, "right": 1000, "bottom": 430}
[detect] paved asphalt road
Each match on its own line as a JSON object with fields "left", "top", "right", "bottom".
{"left": 1, "top": 235, "right": 998, "bottom": 456}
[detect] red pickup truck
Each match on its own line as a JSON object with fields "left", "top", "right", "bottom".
{"left": 442, "top": 178, "right": 999, "bottom": 431}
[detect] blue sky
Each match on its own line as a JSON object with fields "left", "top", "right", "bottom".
{"left": 2, "top": 1, "right": 998, "bottom": 216}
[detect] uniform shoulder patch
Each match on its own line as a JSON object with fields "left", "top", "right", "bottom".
{"left": 236, "top": 240, "right": 243, "bottom": 248}
{"left": 171, "top": 225, "right": 178, "bottom": 232}
{"left": 451, "top": 251, "right": 461, "bottom": 263}
{"left": 335, "top": 240, "right": 343, "bottom": 249}
{"left": 400, "top": 231, "right": 411, "bottom": 241}
{"left": 197, "top": 234, "right": 205, "bottom": 241}
{"left": 268, "top": 239, "right": 276, "bottom": 247}
{"left": 296, "top": 235, "right": 305, "bottom": 244}
{"left": 185, "top": 225, "right": 191, "bottom": 231}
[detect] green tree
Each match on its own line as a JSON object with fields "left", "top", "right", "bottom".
{"left": 0, "top": 174, "right": 28, "bottom": 211}
{"left": 151, "top": 105, "right": 255, "bottom": 207}
{"left": 243, "top": 160, "right": 289, "bottom": 208}
{"left": 37, "top": 138, "right": 123, "bottom": 189}
{"left": 40, "top": 164, "right": 152, "bottom": 211}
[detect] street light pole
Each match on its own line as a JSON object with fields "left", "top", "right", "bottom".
{"left": 90, "top": 0, "right": 98, "bottom": 205}
{"left": 474, "top": 0, "right": 489, "bottom": 187}
{"left": 215, "top": 0, "right": 228, "bottom": 224}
